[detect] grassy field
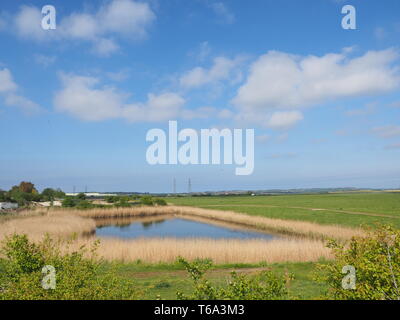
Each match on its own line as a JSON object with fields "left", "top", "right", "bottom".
{"left": 0, "top": 256, "right": 327, "bottom": 299}
{"left": 1, "top": 192, "right": 398, "bottom": 300}
{"left": 168, "top": 193, "right": 400, "bottom": 228}
{"left": 102, "top": 260, "right": 328, "bottom": 300}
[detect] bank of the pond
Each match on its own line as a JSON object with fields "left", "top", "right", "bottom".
{"left": 0, "top": 205, "right": 365, "bottom": 263}
{"left": 39, "top": 205, "right": 365, "bottom": 241}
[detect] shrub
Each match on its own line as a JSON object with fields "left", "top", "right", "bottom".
{"left": 154, "top": 198, "right": 167, "bottom": 206}
{"left": 0, "top": 234, "right": 140, "bottom": 300}
{"left": 317, "top": 225, "right": 400, "bottom": 300}
{"left": 140, "top": 196, "right": 154, "bottom": 206}
{"left": 62, "top": 197, "right": 76, "bottom": 208}
{"left": 176, "top": 257, "right": 291, "bottom": 300}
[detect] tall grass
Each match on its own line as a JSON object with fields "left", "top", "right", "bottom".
{"left": 2, "top": 205, "right": 365, "bottom": 263}
{"left": 37, "top": 206, "right": 365, "bottom": 241}
{"left": 71, "top": 237, "right": 333, "bottom": 264}
{"left": 0, "top": 214, "right": 95, "bottom": 242}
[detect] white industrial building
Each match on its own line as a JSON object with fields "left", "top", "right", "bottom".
{"left": 0, "top": 202, "right": 19, "bottom": 210}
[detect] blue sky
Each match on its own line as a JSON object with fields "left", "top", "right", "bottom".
{"left": 0, "top": 0, "right": 399, "bottom": 193}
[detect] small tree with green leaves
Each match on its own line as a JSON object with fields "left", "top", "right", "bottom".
{"left": 0, "top": 234, "right": 140, "bottom": 300}
{"left": 316, "top": 225, "right": 400, "bottom": 300}
{"left": 176, "top": 257, "right": 291, "bottom": 300}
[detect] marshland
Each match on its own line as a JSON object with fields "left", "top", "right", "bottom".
{"left": 1, "top": 191, "right": 399, "bottom": 299}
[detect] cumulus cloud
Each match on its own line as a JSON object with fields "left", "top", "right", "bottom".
{"left": 0, "top": 68, "right": 40, "bottom": 113}
{"left": 180, "top": 56, "right": 244, "bottom": 89}
{"left": 10, "top": 0, "right": 156, "bottom": 55}
{"left": 267, "top": 111, "right": 304, "bottom": 130}
{"left": 54, "top": 73, "right": 209, "bottom": 122}
{"left": 232, "top": 48, "right": 400, "bottom": 129}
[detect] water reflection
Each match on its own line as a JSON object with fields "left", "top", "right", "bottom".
{"left": 95, "top": 215, "right": 281, "bottom": 240}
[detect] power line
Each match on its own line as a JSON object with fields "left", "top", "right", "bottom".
{"left": 188, "top": 178, "right": 192, "bottom": 194}
{"left": 173, "top": 178, "right": 176, "bottom": 194}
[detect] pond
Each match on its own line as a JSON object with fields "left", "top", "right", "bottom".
{"left": 96, "top": 216, "right": 281, "bottom": 240}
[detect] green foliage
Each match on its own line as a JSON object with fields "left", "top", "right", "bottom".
{"left": 154, "top": 198, "right": 167, "bottom": 206}
{"left": 75, "top": 200, "right": 94, "bottom": 209}
{"left": 140, "top": 196, "right": 154, "bottom": 206}
{"left": 176, "top": 257, "right": 291, "bottom": 300}
{"left": 62, "top": 197, "right": 76, "bottom": 208}
{"left": 0, "top": 234, "right": 140, "bottom": 300}
{"left": 41, "top": 188, "right": 65, "bottom": 202}
{"left": 317, "top": 225, "right": 400, "bottom": 300}
{"left": 105, "top": 196, "right": 120, "bottom": 203}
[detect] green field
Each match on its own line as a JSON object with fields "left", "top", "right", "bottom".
{"left": 168, "top": 192, "right": 400, "bottom": 228}
{"left": 105, "top": 260, "right": 328, "bottom": 300}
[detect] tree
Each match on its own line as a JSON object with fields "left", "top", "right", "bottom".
{"left": 317, "top": 225, "right": 400, "bottom": 300}
{"left": 18, "top": 182, "right": 37, "bottom": 194}
{"left": 41, "top": 188, "right": 65, "bottom": 202}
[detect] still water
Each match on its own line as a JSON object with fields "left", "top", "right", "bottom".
{"left": 96, "top": 217, "right": 280, "bottom": 240}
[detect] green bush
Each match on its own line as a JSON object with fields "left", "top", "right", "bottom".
{"left": 317, "top": 225, "right": 400, "bottom": 300}
{"left": 154, "top": 198, "right": 167, "bottom": 206}
{"left": 176, "top": 257, "right": 291, "bottom": 300}
{"left": 0, "top": 234, "right": 140, "bottom": 300}
{"left": 140, "top": 196, "right": 154, "bottom": 206}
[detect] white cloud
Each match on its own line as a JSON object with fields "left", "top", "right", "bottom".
{"left": 232, "top": 49, "right": 400, "bottom": 129}
{"left": 0, "top": 68, "right": 40, "bottom": 113}
{"left": 54, "top": 74, "right": 124, "bottom": 121}
{"left": 372, "top": 125, "right": 400, "bottom": 138}
{"left": 123, "top": 92, "right": 185, "bottom": 122}
{"left": 54, "top": 73, "right": 201, "bottom": 123}
{"left": 267, "top": 111, "right": 304, "bottom": 130}
{"left": 209, "top": 2, "right": 235, "bottom": 24}
{"left": 91, "top": 38, "right": 119, "bottom": 56}
{"left": 0, "top": 68, "right": 18, "bottom": 93}
{"left": 14, "top": 5, "right": 45, "bottom": 41}
{"left": 10, "top": 0, "right": 156, "bottom": 55}
{"left": 180, "top": 56, "right": 243, "bottom": 89}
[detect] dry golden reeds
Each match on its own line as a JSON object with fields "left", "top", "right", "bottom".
{"left": 70, "top": 237, "right": 333, "bottom": 264}
{"left": 35, "top": 205, "right": 364, "bottom": 241}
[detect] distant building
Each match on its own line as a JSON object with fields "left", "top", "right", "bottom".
{"left": 65, "top": 193, "right": 118, "bottom": 197}
{"left": 0, "top": 202, "right": 19, "bottom": 210}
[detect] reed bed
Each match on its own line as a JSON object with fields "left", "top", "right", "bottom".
{"left": 37, "top": 205, "right": 365, "bottom": 241}
{"left": 4, "top": 205, "right": 364, "bottom": 263}
{"left": 0, "top": 214, "right": 95, "bottom": 242}
{"left": 70, "top": 237, "right": 333, "bottom": 264}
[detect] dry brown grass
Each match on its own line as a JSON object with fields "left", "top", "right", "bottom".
{"left": 0, "top": 214, "right": 95, "bottom": 242}
{"left": 35, "top": 205, "right": 365, "bottom": 241}
{"left": 3, "top": 205, "right": 364, "bottom": 263}
{"left": 70, "top": 237, "right": 332, "bottom": 264}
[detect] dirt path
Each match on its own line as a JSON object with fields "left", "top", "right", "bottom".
{"left": 130, "top": 267, "right": 272, "bottom": 279}
{"left": 201, "top": 204, "right": 399, "bottom": 219}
